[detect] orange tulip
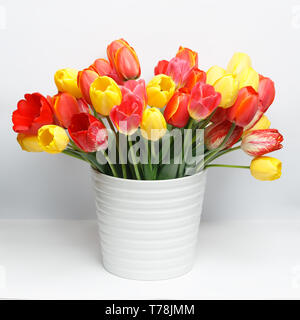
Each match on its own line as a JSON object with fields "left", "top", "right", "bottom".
{"left": 52, "top": 92, "right": 89, "bottom": 128}
{"left": 107, "top": 39, "right": 141, "bottom": 81}
{"left": 227, "top": 86, "right": 259, "bottom": 127}
{"left": 184, "top": 68, "right": 206, "bottom": 91}
{"left": 89, "top": 58, "right": 112, "bottom": 76}
{"left": 175, "top": 46, "right": 198, "bottom": 68}
{"left": 77, "top": 68, "right": 99, "bottom": 104}
{"left": 164, "top": 91, "right": 190, "bottom": 128}
{"left": 89, "top": 58, "right": 124, "bottom": 85}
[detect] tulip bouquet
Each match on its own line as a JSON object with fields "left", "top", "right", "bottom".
{"left": 12, "top": 39, "right": 283, "bottom": 181}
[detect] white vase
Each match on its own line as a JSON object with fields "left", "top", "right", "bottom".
{"left": 92, "top": 169, "right": 207, "bottom": 280}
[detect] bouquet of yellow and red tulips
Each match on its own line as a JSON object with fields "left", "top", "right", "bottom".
{"left": 12, "top": 39, "right": 283, "bottom": 181}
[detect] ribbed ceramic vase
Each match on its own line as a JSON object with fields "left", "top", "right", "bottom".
{"left": 92, "top": 169, "right": 207, "bottom": 281}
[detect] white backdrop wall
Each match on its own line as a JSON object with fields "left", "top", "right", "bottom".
{"left": 0, "top": 0, "right": 299, "bottom": 220}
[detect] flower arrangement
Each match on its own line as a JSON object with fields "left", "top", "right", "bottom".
{"left": 12, "top": 39, "right": 283, "bottom": 181}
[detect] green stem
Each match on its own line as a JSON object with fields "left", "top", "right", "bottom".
{"left": 62, "top": 149, "right": 87, "bottom": 162}
{"left": 106, "top": 116, "right": 116, "bottom": 135}
{"left": 178, "top": 119, "right": 194, "bottom": 177}
{"left": 128, "top": 140, "right": 141, "bottom": 180}
{"left": 198, "top": 108, "right": 218, "bottom": 129}
{"left": 207, "top": 146, "right": 241, "bottom": 163}
{"left": 205, "top": 164, "right": 250, "bottom": 169}
{"left": 116, "top": 133, "right": 127, "bottom": 179}
{"left": 101, "top": 150, "right": 118, "bottom": 177}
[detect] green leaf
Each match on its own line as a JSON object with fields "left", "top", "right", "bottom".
{"left": 157, "top": 164, "right": 179, "bottom": 180}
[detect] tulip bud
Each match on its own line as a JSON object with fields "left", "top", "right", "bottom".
{"left": 38, "top": 125, "right": 69, "bottom": 154}
{"left": 77, "top": 69, "right": 99, "bottom": 104}
{"left": 243, "top": 114, "right": 271, "bottom": 136}
{"left": 110, "top": 91, "right": 143, "bottom": 135}
{"left": 107, "top": 39, "right": 141, "bottom": 80}
{"left": 54, "top": 68, "right": 82, "bottom": 98}
{"left": 89, "top": 58, "right": 124, "bottom": 85}
{"left": 184, "top": 68, "right": 206, "bottom": 91}
{"left": 141, "top": 108, "right": 167, "bottom": 141}
{"left": 52, "top": 92, "right": 89, "bottom": 128}
{"left": 241, "top": 129, "right": 283, "bottom": 157}
{"left": 237, "top": 67, "right": 259, "bottom": 91}
{"left": 154, "top": 60, "right": 169, "bottom": 75}
{"left": 250, "top": 156, "right": 282, "bottom": 181}
{"left": 166, "top": 57, "right": 191, "bottom": 88}
{"left": 227, "top": 86, "right": 259, "bottom": 127}
{"left": 89, "top": 58, "right": 112, "bottom": 76}
{"left": 89, "top": 76, "right": 122, "bottom": 116}
{"left": 258, "top": 75, "right": 275, "bottom": 113}
{"left": 227, "top": 52, "right": 252, "bottom": 75}
{"left": 68, "top": 113, "right": 108, "bottom": 152}
{"left": 204, "top": 120, "right": 243, "bottom": 150}
{"left": 12, "top": 93, "right": 54, "bottom": 135}
{"left": 122, "top": 79, "right": 147, "bottom": 109}
{"left": 206, "top": 66, "right": 226, "bottom": 86}
{"left": 213, "top": 74, "right": 239, "bottom": 108}
{"left": 175, "top": 46, "right": 198, "bottom": 68}
{"left": 188, "top": 82, "right": 221, "bottom": 121}
{"left": 164, "top": 91, "right": 190, "bottom": 128}
{"left": 146, "top": 75, "right": 175, "bottom": 109}
{"left": 17, "top": 134, "right": 43, "bottom": 152}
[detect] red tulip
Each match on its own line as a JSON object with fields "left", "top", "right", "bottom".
{"left": 188, "top": 82, "right": 221, "bottom": 121}
{"left": 52, "top": 92, "right": 89, "bottom": 128}
{"left": 89, "top": 58, "right": 124, "bottom": 85}
{"left": 154, "top": 60, "right": 169, "bottom": 75}
{"left": 164, "top": 91, "right": 190, "bottom": 128}
{"left": 210, "top": 107, "right": 228, "bottom": 124}
{"left": 89, "top": 58, "right": 112, "bottom": 75}
{"left": 12, "top": 93, "right": 54, "bottom": 134}
{"left": 241, "top": 129, "right": 283, "bottom": 156}
{"left": 183, "top": 68, "right": 206, "bottom": 91}
{"left": 121, "top": 79, "right": 147, "bottom": 109}
{"left": 204, "top": 120, "right": 243, "bottom": 150}
{"left": 175, "top": 46, "right": 198, "bottom": 68}
{"left": 166, "top": 57, "right": 191, "bottom": 87}
{"left": 110, "top": 91, "right": 143, "bottom": 135}
{"left": 227, "top": 86, "right": 259, "bottom": 127}
{"left": 107, "top": 39, "right": 141, "bottom": 81}
{"left": 77, "top": 69, "right": 99, "bottom": 104}
{"left": 68, "top": 113, "right": 107, "bottom": 152}
{"left": 258, "top": 75, "right": 275, "bottom": 113}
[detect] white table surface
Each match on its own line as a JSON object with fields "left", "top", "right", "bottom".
{"left": 0, "top": 219, "right": 300, "bottom": 300}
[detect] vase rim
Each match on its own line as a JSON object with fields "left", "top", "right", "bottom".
{"left": 91, "top": 167, "right": 206, "bottom": 184}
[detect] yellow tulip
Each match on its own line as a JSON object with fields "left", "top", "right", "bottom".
{"left": 213, "top": 74, "right": 239, "bottom": 108}
{"left": 227, "top": 52, "right": 252, "bottom": 75}
{"left": 89, "top": 76, "right": 122, "bottom": 116}
{"left": 250, "top": 156, "right": 282, "bottom": 181}
{"left": 54, "top": 68, "right": 82, "bottom": 98}
{"left": 206, "top": 65, "right": 226, "bottom": 86}
{"left": 146, "top": 75, "right": 175, "bottom": 109}
{"left": 243, "top": 115, "right": 271, "bottom": 137}
{"left": 140, "top": 108, "right": 167, "bottom": 141}
{"left": 237, "top": 67, "right": 259, "bottom": 91}
{"left": 17, "top": 134, "right": 43, "bottom": 152}
{"left": 38, "top": 125, "right": 69, "bottom": 154}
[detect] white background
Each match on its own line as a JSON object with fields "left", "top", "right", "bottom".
{"left": 0, "top": 0, "right": 299, "bottom": 221}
